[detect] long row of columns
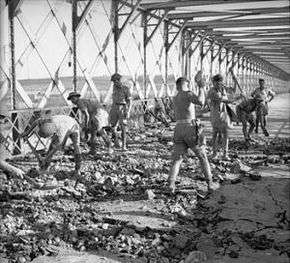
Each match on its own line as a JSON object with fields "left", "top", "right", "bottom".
{"left": 1, "top": 0, "right": 289, "bottom": 108}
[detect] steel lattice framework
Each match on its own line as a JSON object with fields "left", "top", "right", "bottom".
{"left": 0, "top": 0, "right": 289, "bottom": 155}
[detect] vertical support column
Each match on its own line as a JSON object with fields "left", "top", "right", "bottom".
{"left": 242, "top": 56, "right": 246, "bottom": 93}
{"left": 72, "top": 0, "right": 78, "bottom": 92}
{"left": 8, "top": 2, "right": 16, "bottom": 110}
{"left": 8, "top": 1, "right": 20, "bottom": 155}
{"left": 200, "top": 40, "right": 204, "bottom": 72}
{"left": 210, "top": 44, "right": 214, "bottom": 78}
{"left": 0, "top": 1, "right": 9, "bottom": 101}
{"left": 164, "top": 20, "right": 169, "bottom": 85}
{"left": 245, "top": 57, "right": 249, "bottom": 94}
{"left": 113, "top": 0, "right": 119, "bottom": 73}
{"left": 225, "top": 49, "right": 230, "bottom": 84}
{"left": 143, "top": 11, "right": 148, "bottom": 98}
{"left": 181, "top": 30, "right": 188, "bottom": 77}
{"left": 218, "top": 47, "right": 222, "bottom": 73}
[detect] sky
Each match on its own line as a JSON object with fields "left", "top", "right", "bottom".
{"left": 0, "top": 0, "right": 289, "bottom": 80}
{"left": 0, "top": 0, "right": 178, "bottom": 80}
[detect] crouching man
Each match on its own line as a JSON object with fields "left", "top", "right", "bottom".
{"left": 168, "top": 74, "right": 219, "bottom": 193}
{"left": 236, "top": 98, "right": 262, "bottom": 142}
{"left": 21, "top": 113, "right": 81, "bottom": 176}
{"left": 0, "top": 110, "right": 25, "bottom": 178}
{"left": 67, "top": 92, "right": 112, "bottom": 155}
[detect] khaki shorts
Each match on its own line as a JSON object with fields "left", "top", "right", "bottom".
{"left": 89, "top": 109, "right": 109, "bottom": 132}
{"left": 109, "top": 104, "right": 127, "bottom": 127}
{"left": 51, "top": 124, "right": 80, "bottom": 147}
{"left": 172, "top": 123, "right": 205, "bottom": 161}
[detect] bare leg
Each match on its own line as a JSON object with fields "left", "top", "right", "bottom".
{"left": 70, "top": 133, "right": 81, "bottom": 174}
{"left": 42, "top": 136, "right": 61, "bottom": 170}
{"left": 260, "top": 114, "right": 269, "bottom": 137}
{"left": 255, "top": 110, "right": 259, "bottom": 133}
{"left": 212, "top": 128, "right": 219, "bottom": 158}
{"left": 120, "top": 123, "right": 127, "bottom": 150}
{"left": 99, "top": 128, "right": 113, "bottom": 154}
{"left": 89, "top": 128, "right": 97, "bottom": 154}
{"left": 168, "top": 158, "right": 183, "bottom": 193}
{"left": 191, "top": 145, "right": 219, "bottom": 191}
{"left": 111, "top": 126, "right": 120, "bottom": 148}
{"left": 241, "top": 119, "right": 248, "bottom": 141}
{"left": 248, "top": 114, "right": 255, "bottom": 139}
{"left": 222, "top": 129, "right": 229, "bottom": 159}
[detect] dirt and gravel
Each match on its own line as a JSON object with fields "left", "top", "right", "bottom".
{"left": 0, "top": 122, "right": 289, "bottom": 263}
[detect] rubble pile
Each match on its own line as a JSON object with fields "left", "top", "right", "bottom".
{"left": 0, "top": 130, "right": 289, "bottom": 263}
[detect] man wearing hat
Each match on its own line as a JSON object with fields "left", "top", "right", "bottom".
{"left": 109, "top": 73, "right": 132, "bottom": 151}
{"left": 0, "top": 109, "right": 25, "bottom": 178}
{"left": 168, "top": 73, "right": 219, "bottom": 193}
{"left": 251, "top": 78, "right": 275, "bottom": 136}
{"left": 21, "top": 111, "right": 82, "bottom": 175}
{"left": 67, "top": 92, "right": 112, "bottom": 155}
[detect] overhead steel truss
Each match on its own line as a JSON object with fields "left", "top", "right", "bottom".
{"left": 1, "top": 0, "right": 290, "bottom": 155}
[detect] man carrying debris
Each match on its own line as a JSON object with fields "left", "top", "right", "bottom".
{"left": 236, "top": 97, "right": 263, "bottom": 142}
{"left": 67, "top": 92, "right": 113, "bottom": 155}
{"left": 20, "top": 112, "right": 81, "bottom": 176}
{"left": 207, "top": 74, "right": 232, "bottom": 160}
{"left": 0, "top": 109, "right": 25, "bottom": 178}
{"left": 251, "top": 78, "right": 275, "bottom": 136}
{"left": 109, "top": 73, "right": 132, "bottom": 151}
{"left": 168, "top": 73, "right": 219, "bottom": 193}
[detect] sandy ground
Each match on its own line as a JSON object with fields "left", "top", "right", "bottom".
{"left": 0, "top": 94, "right": 289, "bottom": 263}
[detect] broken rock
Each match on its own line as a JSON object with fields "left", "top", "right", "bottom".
{"left": 230, "top": 159, "right": 252, "bottom": 174}
{"left": 146, "top": 189, "right": 156, "bottom": 200}
{"left": 196, "top": 235, "right": 217, "bottom": 259}
{"left": 184, "top": 251, "right": 207, "bottom": 263}
{"left": 173, "top": 234, "right": 189, "bottom": 249}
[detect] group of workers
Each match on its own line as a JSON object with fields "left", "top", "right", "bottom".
{"left": 0, "top": 71, "right": 275, "bottom": 193}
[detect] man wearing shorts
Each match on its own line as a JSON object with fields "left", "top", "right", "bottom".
{"left": 68, "top": 92, "right": 112, "bottom": 154}
{"left": 168, "top": 74, "right": 219, "bottom": 193}
{"left": 109, "top": 73, "right": 132, "bottom": 151}
{"left": 21, "top": 113, "right": 81, "bottom": 175}
{"left": 251, "top": 78, "right": 275, "bottom": 136}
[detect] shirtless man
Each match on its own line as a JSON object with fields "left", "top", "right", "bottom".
{"left": 168, "top": 74, "right": 219, "bottom": 193}
{"left": 21, "top": 113, "right": 81, "bottom": 175}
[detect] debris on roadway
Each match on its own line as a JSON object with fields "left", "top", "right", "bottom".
{"left": 0, "top": 130, "right": 289, "bottom": 263}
